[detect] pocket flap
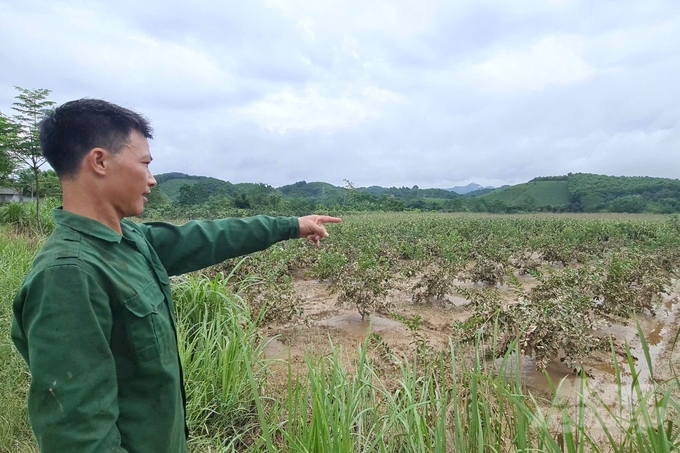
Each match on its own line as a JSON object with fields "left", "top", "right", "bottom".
{"left": 123, "top": 282, "right": 164, "bottom": 317}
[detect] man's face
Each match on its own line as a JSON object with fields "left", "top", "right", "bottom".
{"left": 107, "top": 130, "right": 157, "bottom": 218}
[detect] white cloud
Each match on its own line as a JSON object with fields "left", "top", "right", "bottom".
{"left": 237, "top": 85, "right": 403, "bottom": 134}
{"left": 461, "top": 35, "right": 595, "bottom": 93}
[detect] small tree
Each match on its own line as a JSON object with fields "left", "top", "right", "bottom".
{"left": 2, "top": 87, "right": 56, "bottom": 228}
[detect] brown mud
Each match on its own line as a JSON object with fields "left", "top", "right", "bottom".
{"left": 262, "top": 274, "right": 680, "bottom": 415}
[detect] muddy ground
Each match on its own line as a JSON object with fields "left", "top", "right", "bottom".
{"left": 262, "top": 273, "right": 680, "bottom": 414}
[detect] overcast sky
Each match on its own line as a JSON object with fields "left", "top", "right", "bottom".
{"left": 1, "top": 0, "right": 678, "bottom": 189}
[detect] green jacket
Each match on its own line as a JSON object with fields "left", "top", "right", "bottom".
{"left": 12, "top": 209, "right": 299, "bottom": 453}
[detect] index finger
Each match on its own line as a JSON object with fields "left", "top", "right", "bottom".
{"left": 315, "top": 216, "right": 342, "bottom": 224}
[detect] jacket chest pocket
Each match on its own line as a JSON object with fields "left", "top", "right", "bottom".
{"left": 123, "top": 282, "right": 169, "bottom": 362}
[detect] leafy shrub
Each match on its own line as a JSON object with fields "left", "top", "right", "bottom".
{"left": 332, "top": 254, "right": 393, "bottom": 320}
{"left": 0, "top": 198, "right": 58, "bottom": 235}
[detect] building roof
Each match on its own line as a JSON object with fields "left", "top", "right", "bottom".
{"left": 0, "top": 187, "right": 20, "bottom": 195}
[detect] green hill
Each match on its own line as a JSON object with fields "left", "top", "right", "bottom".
{"left": 155, "top": 173, "right": 235, "bottom": 202}
{"left": 474, "top": 173, "right": 680, "bottom": 213}
{"left": 567, "top": 173, "right": 680, "bottom": 213}
{"left": 158, "top": 178, "right": 200, "bottom": 202}
{"left": 152, "top": 172, "right": 680, "bottom": 214}
{"left": 279, "top": 181, "right": 344, "bottom": 198}
{"left": 480, "top": 180, "right": 569, "bottom": 208}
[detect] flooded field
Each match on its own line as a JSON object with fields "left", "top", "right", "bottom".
{"left": 263, "top": 274, "right": 680, "bottom": 414}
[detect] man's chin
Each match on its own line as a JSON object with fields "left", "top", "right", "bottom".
{"left": 127, "top": 206, "right": 145, "bottom": 218}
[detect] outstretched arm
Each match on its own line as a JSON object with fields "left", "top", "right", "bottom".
{"left": 135, "top": 214, "right": 341, "bottom": 276}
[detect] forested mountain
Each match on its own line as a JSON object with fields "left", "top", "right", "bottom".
{"left": 478, "top": 173, "right": 680, "bottom": 213}
{"left": 150, "top": 172, "right": 680, "bottom": 215}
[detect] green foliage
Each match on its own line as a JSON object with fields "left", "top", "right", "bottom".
{"left": 0, "top": 87, "right": 56, "bottom": 229}
{"left": 14, "top": 169, "right": 61, "bottom": 198}
{"left": 568, "top": 173, "right": 680, "bottom": 213}
{"left": 173, "top": 275, "right": 271, "bottom": 447}
{"left": 178, "top": 181, "right": 212, "bottom": 205}
{"left": 0, "top": 114, "right": 18, "bottom": 182}
{"left": 145, "top": 186, "right": 171, "bottom": 207}
{"left": 0, "top": 232, "right": 42, "bottom": 452}
{"left": 153, "top": 171, "right": 680, "bottom": 214}
{"left": 0, "top": 197, "right": 59, "bottom": 235}
{"left": 332, "top": 254, "right": 393, "bottom": 320}
{"left": 158, "top": 174, "right": 235, "bottom": 202}
{"left": 480, "top": 180, "right": 570, "bottom": 208}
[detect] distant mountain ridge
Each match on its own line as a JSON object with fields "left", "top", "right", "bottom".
{"left": 446, "top": 182, "right": 495, "bottom": 194}
{"left": 151, "top": 172, "right": 680, "bottom": 214}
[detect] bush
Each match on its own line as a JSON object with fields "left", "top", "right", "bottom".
{"left": 0, "top": 198, "right": 59, "bottom": 235}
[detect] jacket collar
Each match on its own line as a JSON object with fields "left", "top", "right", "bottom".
{"left": 53, "top": 208, "right": 123, "bottom": 243}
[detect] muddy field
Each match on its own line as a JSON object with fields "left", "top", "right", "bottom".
{"left": 263, "top": 274, "right": 680, "bottom": 411}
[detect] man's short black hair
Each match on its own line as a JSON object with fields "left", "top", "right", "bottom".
{"left": 40, "top": 99, "right": 153, "bottom": 177}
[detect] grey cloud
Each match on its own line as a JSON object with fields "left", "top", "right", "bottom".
{"left": 2, "top": 0, "right": 679, "bottom": 189}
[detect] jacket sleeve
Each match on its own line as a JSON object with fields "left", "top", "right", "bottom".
{"left": 136, "top": 216, "right": 300, "bottom": 276}
{"left": 12, "top": 264, "right": 127, "bottom": 453}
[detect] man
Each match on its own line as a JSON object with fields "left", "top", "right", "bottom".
{"left": 11, "top": 99, "right": 340, "bottom": 453}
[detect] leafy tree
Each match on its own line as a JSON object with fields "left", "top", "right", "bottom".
{"left": 0, "top": 114, "right": 18, "bottom": 183}
{"left": 233, "top": 192, "right": 250, "bottom": 209}
{"left": 609, "top": 195, "right": 647, "bottom": 213}
{"left": 247, "top": 183, "right": 281, "bottom": 210}
{"left": 379, "top": 194, "right": 405, "bottom": 211}
{"left": 1, "top": 87, "right": 56, "bottom": 228}
{"left": 16, "top": 168, "right": 61, "bottom": 199}
{"left": 178, "top": 182, "right": 212, "bottom": 205}
{"left": 146, "top": 186, "right": 171, "bottom": 207}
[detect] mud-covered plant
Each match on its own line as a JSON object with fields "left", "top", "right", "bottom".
{"left": 332, "top": 254, "right": 392, "bottom": 320}
{"left": 507, "top": 295, "right": 598, "bottom": 371}
{"left": 454, "top": 275, "right": 601, "bottom": 372}
{"left": 237, "top": 276, "right": 304, "bottom": 325}
{"left": 411, "top": 259, "right": 461, "bottom": 304}
{"left": 593, "top": 251, "right": 671, "bottom": 317}
{"left": 510, "top": 251, "right": 541, "bottom": 276}
{"left": 452, "top": 286, "right": 505, "bottom": 343}
{"left": 538, "top": 241, "right": 573, "bottom": 266}
{"left": 528, "top": 265, "right": 595, "bottom": 306}
{"left": 466, "top": 255, "right": 508, "bottom": 286}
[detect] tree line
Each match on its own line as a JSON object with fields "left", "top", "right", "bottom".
{"left": 3, "top": 87, "right": 680, "bottom": 219}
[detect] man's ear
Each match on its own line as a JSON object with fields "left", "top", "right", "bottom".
{"left": 85, "top": 148, "right": 110, "bottom": 176}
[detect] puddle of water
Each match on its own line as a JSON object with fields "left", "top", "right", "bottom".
{"left": 444, "top": 295, "right": 470, "bottom": 308}
{"left": 316, "top": 312, "right": 403, "bottom": 337}
{"left": 263, "top": 337, "right": 292, "bottom": 360}
{"left": 496, "top": 355, "right": 581, "bottom": 400}
{"left": 646, "top": 322, "right": 664, "bottom": 346}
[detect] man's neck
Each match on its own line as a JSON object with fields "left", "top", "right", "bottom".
{"left": 62, "top": 189, "right": 123, "bottom": 235}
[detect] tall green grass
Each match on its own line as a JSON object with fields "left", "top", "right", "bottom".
{"left": 0, "top": 229, "right": 42, "bottom": 453}
{"left": 0, "top": 198, "right": 60, "bottom": 236}
{"left": 173, "top": 274, "right": 270, "bottom": 451}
